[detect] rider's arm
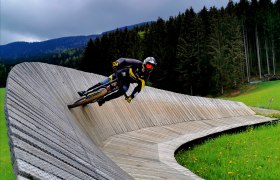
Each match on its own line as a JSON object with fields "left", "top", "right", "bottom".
{"left": 130, "top": 78, "right": 145, "bottom": 99}
{"left": 113, "top": 58, "right": 142, "bottom": 69}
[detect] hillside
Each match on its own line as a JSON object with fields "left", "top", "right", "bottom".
{"left": 221, "top": 80, "right": 280, "bottom": 110}
{"left": 0, "top": 22, "right": 150, "bottom": 65}
{"left": 0, "top": 34, "right": 99, "bottom": 64}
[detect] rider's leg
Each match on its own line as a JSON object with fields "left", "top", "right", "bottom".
{"left": 86, "top": 77, "right": 109, "bottom": 91}
{"left": 78, "top": 75, "right": 114, "bottom": 96}
{"left": 98, "top": 84, "right": 129, "bottom": 106}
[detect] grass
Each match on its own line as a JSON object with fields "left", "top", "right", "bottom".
{"left": 0, "top": 88, "right": 14, "bottom": 179}
{"left": 176, "top": 124, "right": 280, "bottom": 179}
{"left": 221, "top": 80, "right": 280, "bottom": 110}
{"left": 175, "top": 80, "right": 280, "bottom": 179}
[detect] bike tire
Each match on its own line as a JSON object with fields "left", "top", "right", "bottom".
{"left": 67, "top": 88, "right": 107, "bottom": 109}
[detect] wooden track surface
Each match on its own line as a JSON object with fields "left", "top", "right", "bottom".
{"left": 5, "top": 62, "right": 275, "bottom": 179}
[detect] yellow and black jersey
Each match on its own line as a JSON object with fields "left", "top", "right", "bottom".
{"left": 112, "top": 58, "right": 150, "bottom": 99}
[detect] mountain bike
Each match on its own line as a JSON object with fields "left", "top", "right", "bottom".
{"left": 68, "top": 72, "right": 127, "bottom": 109}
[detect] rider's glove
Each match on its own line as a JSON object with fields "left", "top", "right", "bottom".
{"left": 125, "top": 96, "right": 133, "bottom": 103}
{"left": 112, "top": 61, "right": 119, "bottom": 70}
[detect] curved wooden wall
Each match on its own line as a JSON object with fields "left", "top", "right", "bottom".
{"left": 5, "top": 62, "right": 274, "bottom": 179}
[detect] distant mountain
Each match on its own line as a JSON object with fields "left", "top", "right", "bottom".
{"left": 0, "top": 34, "right": 99, "bottom": 63}
{"left": 0, "top": 22, "right": 150, "bottom": 64}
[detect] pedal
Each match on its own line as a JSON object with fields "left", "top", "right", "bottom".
{"left": 84, "top": 94, "right": 89, "bottom": 99}
{"left": 78, "top": 91, "right": 83, "bottom": 97}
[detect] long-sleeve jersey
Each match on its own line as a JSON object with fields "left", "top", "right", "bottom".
{"left": 114, "top": 58, "right": 150, "bottom": 99}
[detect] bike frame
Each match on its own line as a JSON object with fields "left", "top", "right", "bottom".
{"left": 68, "top": 71, "right": 128, "bottom": 109}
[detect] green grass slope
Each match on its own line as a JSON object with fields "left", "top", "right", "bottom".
{"left": 222, "top": 80, "right": 280, "bottom": 110}
{"left": 0, "top": 88, "right": 14, "bottom": 179}
{"left": 176, "top": 80, "right": 280, "bottom": 179}
{"left": 176, "top": 124, "right": 280, "bottom": 179}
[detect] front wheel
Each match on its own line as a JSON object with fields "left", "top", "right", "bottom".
{"left": 68, "top": 88, "right": 107, "bottom": 109}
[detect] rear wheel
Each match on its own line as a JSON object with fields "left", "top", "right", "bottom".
{"left": 68, "top": 88, "right": 107, "bottom": 109}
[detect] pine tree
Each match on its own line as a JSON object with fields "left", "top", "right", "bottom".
{"left": 208, "top": 9, "right": 244, "bottom": 94}
{"left": 143, "top": 18, "right": 168, "bottom": 89}
{"left": 80, "top": 39, "right": 94, "bottom": 72}
{"left": 0, "top": 64, "right": 8, "bottom": 87}
{"left": 176, "top": 8, "right": 204, "bottom": 95}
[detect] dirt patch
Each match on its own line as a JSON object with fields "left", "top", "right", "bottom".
{"left": 226, "top": 84, "right": 256, "bottom": 97}
{"left": 244, "top": 84, "right": 256, "bottom": 94}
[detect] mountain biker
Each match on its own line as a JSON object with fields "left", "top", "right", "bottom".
{"left": 77, "top": 57, "right": 157, "bottom": 106}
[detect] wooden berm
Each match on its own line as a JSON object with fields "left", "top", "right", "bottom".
{"left": 5, "top": 62, "right": 275, "bottom": 179}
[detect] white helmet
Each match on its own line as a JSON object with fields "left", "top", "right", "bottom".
{"left": 143, "top": 57, "right": 157, "bottom": 71}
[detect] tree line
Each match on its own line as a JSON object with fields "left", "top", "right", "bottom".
{"left": 80, "top": 0, "right": 280, "bottom": 96}
{"left": 2, "top": 0, "right": 280, "bottom": 95}
{"left": 0, "top": 64, "right": 10, "bottom": 87}
{"left": 0, "top": 48, "right": 82, "bottom": 87}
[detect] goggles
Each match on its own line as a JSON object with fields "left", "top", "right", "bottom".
{"left": 145, "top": 63, "right": 154, "bottom": 71}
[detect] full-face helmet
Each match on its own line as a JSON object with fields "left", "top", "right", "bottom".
{"left": 143, "top": 57, "right": 157, "bottom": 72}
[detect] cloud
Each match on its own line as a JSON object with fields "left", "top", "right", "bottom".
{"left": 0, "top": 0, "right": 236, "bottom": 45}
{"left": 1, "top": 29, "right": 43, "bottom": 43}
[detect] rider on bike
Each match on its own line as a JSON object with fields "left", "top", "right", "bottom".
{"left": 77, "top": 57, "right": 157, "bottom": 106}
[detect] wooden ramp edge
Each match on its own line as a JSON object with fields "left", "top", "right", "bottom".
{"left": 4, "top": 62, "right": 275, "bottom": 180}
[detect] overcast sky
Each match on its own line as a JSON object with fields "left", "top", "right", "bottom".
{"left": 0, "top": 0, "right": 237, "bottom": 45}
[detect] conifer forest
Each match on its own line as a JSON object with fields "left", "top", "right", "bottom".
{"left": 81, "top": 0, "right": 280, "bottom": 96}
{"left": 4, "top": 0, "right": 280, "bottom": 96}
